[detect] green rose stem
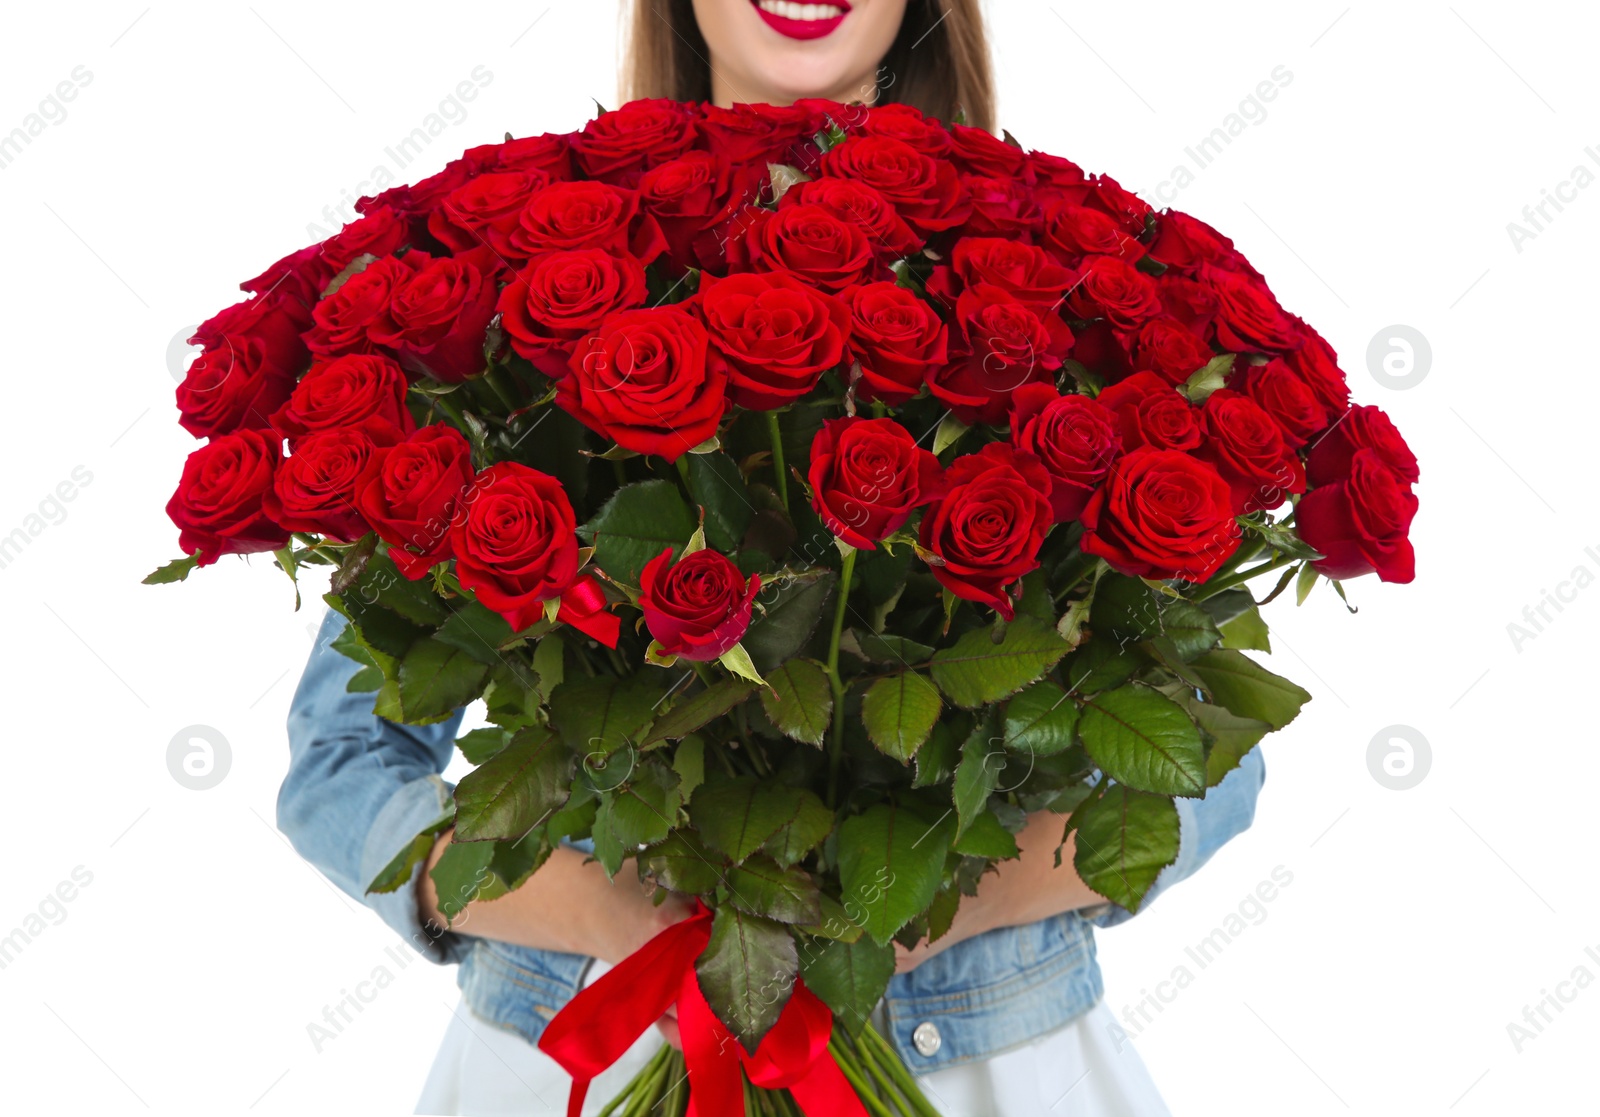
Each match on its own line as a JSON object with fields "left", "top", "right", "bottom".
{"left": 481, "top": 364, "right": 523, "bottom": 414}
{"left": 826, "top": 1035, "right": 896, "bottom": 1117}
{"left": 765, "top": 410, "right": 790, "bottom": 512}
{"left": 824, "top": 544, "right": 857, "bottom": 807}
{"left": 1196, "top": 550, "right": 1301, "bottom": 600}
{"left": 860, "top": 1025, "right": 943, "bottom": 1117}
{"left": 290, "top": 533, "right": 343, "bottom": 566}
{"left": 421, "top": 389, "right": 469, "bottom": 431}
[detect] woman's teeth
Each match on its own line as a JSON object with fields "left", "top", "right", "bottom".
{"left": 758, "top": 1, "right": 845, "bottom": 21}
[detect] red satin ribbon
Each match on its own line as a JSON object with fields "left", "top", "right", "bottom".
{"left": 556, "top": 574, "right": 620, "bottom": 648}
{"left": 538, "top": 906, "right": 868, "bottom": 1117}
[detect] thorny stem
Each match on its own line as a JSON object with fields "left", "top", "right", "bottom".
{"left": 824, "top": 546, "right": 857, "bottom": 807}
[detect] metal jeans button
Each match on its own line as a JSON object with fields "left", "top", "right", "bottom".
{"left": 911, "top": 1021, "right": 942, "bottom": 1057}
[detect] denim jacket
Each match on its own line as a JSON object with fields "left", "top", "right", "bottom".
{"left": 280, "top": 610, "right": 1265, "bottom": 1072}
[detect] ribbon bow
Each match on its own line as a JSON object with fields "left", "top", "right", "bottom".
{"left": 556, "top": 574, "right": 620, "bottom": 648}
{"left": 538, "top": 905, "right": 868, "bottom": 1117}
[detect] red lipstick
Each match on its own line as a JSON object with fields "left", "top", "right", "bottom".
{"left": 750, "top": 0, "right": 851, "bottom": 41}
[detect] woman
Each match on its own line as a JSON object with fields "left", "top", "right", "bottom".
{"left": 278, "top": 2, "right": 1266, "bottom": 1114}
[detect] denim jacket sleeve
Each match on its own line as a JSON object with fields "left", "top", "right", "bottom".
{"left": 277, "top": 608, "right": 466, "bottom": 962}
{"left": 1083, "top": 744, "right": 1266, "bottom": 929}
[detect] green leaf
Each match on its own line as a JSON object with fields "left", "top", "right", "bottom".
{"left": 1061, "top": 636, "right": 1141, "bottom": 696}
{"left": 760, "top": 792, "right": 834, "bottom": 868}
{"left": 329, "top": 532, "right": 379, "bottom": 595}
{"left": 695, "top": 907, "right": 797, "bottom": 1053}
{"left": 1178, "top": 353, "right": 1235, "bottom": 403}
{"left": 550, "top": 674, "right": 663, "bottom": 755}
{"left": 930, "top": 617, "right": 1071, "bottom": 708}
{"left": 686, "top": 451, "right": 755, "bottom": 554}
{"left": 1157, "top": 599, "right": 1222, "bottom": 661}
{"left": 672, "top": 735, "right": 705, "bottom": 800}
{"left": 532, "top": 634, "right": 565, "bottom": 703}
{"left": 798, "top": 936, "right": 895, "bottom": 1037}
{"left": 394, "top": 639, "right": 491, "bottom": 724}
{"left": 1180, "top": 694, "right": 1271, "bottom": 787}
{"left": 1219, "top": 601, "right": 1272, "bottom": 652}
{"left": 434, "top": 600, "right": 518, "bottom": 664}
{"left": 476, "top": 830, "right": 554, "bottom": 902}
{"left": 429, "top": 838, "right": 496, "bottom": 923}
{"left": 953, "top": 711, "right": 1004, "bottom": 838}
{"left": 1072, "top": 784, "right": 1180, "bottom": 912}
{"left": 1002, "top": 680, "right": 1080, "bottom": 758}
{"left": 594, "top": 761, "right": 682, "bottom": 866}
{"left": 912, "top": 713, "right": 966, "bottom": 788}
{"left": 743, "top": 571, "right": 837, "bottom": 672}
{"left": 1188, "top": 649, "right": 1311, "bottom": 730}
{"left": 837, "top": 804, "right": 954, "bottom": 945}
{"left": 718, "top": 642, "right": 766, "bottom": 686}
{"left": 639, "top": 830, "right": 727, "bottom": 895}
{"left": 845, "top": 630, "right": 935, "bottom": 665}
{"left": 453, "top": 727, "right": 573, "bottom": 842}
{"left": 932, "top": 412, "right": 969, "bottom": 455}
{"left": 642, "top": 679, "right": 757, "bottom": 747}
{"left": 727, "top": 855, "right": 823, "bottom": 924}
{"left": 455, "top": 727, "right": 510, "bottom": 765}
{"left": 1079, "top": 685, "right": 1206, "bottom": 797}
{"left": 350, "top": 550, "right": 451, "bottom": 626}
{"left": 761, "top": 658, "right": 833, "bottom": 746}
{"left": 796, "top": 894, "right": 865, "bottom": 943}
{"left": 952, "top": 810, "right": 1020, "bottom": 859}
{"left": 861, "top": 672, "right": 943, "bottom": 762}
{"left": 143, "top": 552, "right": 202, "bottom": 584}
{"left": 1295, "top": 561, "right": 1320, "bottom": 605}
{"left": 691, "top": 778, "right": 824, "bottom": 865}
{"left": 580, "top": 479, "right": 696, "bottom": 586}
{"left": 365, "top": 810, "right": 454, "bottom": 894}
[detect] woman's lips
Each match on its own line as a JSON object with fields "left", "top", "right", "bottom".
{"left": 750, "top": 0, "right": 851, "bottom": 41}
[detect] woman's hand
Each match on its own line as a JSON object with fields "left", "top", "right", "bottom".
{"left": 417, "top": 832, "right": 695, "bottom": 1045}
{"left": 893, "top": 812, "right": 1105, "bottom": 974}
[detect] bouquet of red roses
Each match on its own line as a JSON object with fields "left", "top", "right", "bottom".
{"left": 151, "top": 97, "right": 1418, "bottom": 1116}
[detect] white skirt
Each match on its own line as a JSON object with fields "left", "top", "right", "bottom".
{"left": 417, "top": 963, "right": 1170, "bottom": 1117}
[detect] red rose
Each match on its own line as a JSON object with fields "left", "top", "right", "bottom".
{"left": 1028, "top": 151, "right": 1088, "bottom": 210}
{"left": 262, "top": 428, "right": 374, "bottom": 542}
{"left": 929, "top": 238, "right": 1073, "bottom": 310}
{"left": 428, "top": 171, "right": 550, "bottom": 257}
{"left": 1239, "top": 359, "right": 1326, "bottom": 448}
{"left": 1196, "top": 389, "right": 1306, "bottom": 513}
{"left": 271, "top": 353, "right": 415, "bottom": 448}
{"left": 695, "top": 271, "right": 850, "bottom": 410}
{"left": 352, "top": 423, "right": 477, "bottom": 579}
{"left": 639, "top": 547, "right": 760, "bottom": 661}
{"left": 195, "top": 292, "right": 310, "bottom": 368}
{"left": 241, "top": 244, "right": 330, "bottom": 314}
{"left": 1009, "top": 384, "right": 1121, "bottom": 522}
{"left": 819, "top": 135, "right": 970, "bottom": 236}
{"left": 1283, "top": 321, "right": 1352, "bottom": 421}
{"left": 1200, "top": 264, "right": 1299, "bottom": 354}
{"left": 1042, "top": 203, "right": 1145, "bottom": 265}
{"left": 497, "top": 249, "right": 648, "bottom": 377}
{"left": 562, "top": 307, "right": 727, "bottom": 461}
{"left": 918, "top": 442, "right": 1054, "bottom": 619}
{"left": 781, "top": 178, "right": 922, "bottom": 259}
{"left": 175, "top": 336, "right": 297, "bottom": 440}
{"left": 861, "top": 103, "right": 953, "bottom": 157}
{"left": 303, "top": 254, "right": 416, "bottom": 359}
{"left": 637, "top": 151, "right": 742, "bottom": 268}
{"left": 956, "top": 175, "right": 1041, "bottom": 239}
{"left": 842, "top": 281, "right": 947, "bottom": 406}
{"left": 1082, "top": 175, "right": 1152, "bottom": 235}
{"left": 1148, "top": 211, "right": 1233, "bottom": 271}
{"left": 574, "top": 98, "right": 698, "bottom": 186}
{"left": 357, "top": 158, "right": 476, "bottom": 223}
{"left": 729, "top": 203, "right": 879, "bottom": 292}
{"left": 320, "top": 206, "right": 411, "bottom": 275}
{"left": 369, "top": 255, "right": 497, "bottom": 383}
{"left": 1064, "top": 254, "right": 1163, "bottom": 332}
{"left": 1155, "top": 274, "right": 1219, "bottom": 333}
{"left": 1128, "top": 317, "right": 1213, "bottom": 386}
{"left": 808, "top": 417, "right": 943, "bottom": 549}
{"left": 699, "top": 102, "right": 819, "bottom": 164}
{"left": 1069, "top": 320, "right": 1134, "bottom": 385}
{"left": 929, "top": 284, "right": 1071, "bottom": 425}
{"left": 165, "top": 428, "right": 290, "bottom": 565}
{"left": 1297, "top": 449, "right": 1418, "bottom": 583}
{"left": 507, "top": 180, "right": 667, "bottom": 265}
{"left": 1080, "top": 449, "right": 1240, "bottom": 581}
{"left": 1094, "top": 372, "right": 1201, "bottom": 452}
{"left": 466, "top": 133, "right": 575, "bottom": 178}
{"left": 1306, "top": 404, "right": 1419, "bottom": 486}
{"left": 948, "top": 124, "right": 1028, "bottom": 179}
{"left": 449, "top": 462, "right": 582, "bottom": 632}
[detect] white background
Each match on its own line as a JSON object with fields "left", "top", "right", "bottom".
{"left": 1, "top": 2, "right": 1595, "bottom": 1113}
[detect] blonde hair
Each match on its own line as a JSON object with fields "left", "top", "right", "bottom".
{"left": 622, "top": 0, "right": 996, "bottom": 132}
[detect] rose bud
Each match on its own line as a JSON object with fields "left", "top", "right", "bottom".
{"left": 165, "top": 428, "right": 290, "bottom": 565}
{"left": 1080, "top": 449, "right": 1241, "bottom": 582}
{"left": 808, "top": 417, "right": 944, "bottom": 550}
{"left": 262, "top": 428, "right": 375, "bottom": 543}
{"left": 352, "top": 423, "right": 476, "bottom": 580}
{"left": 1296, "top": 449, "right": 1418, "bottom": 583}
{"left": 639, "top": 548, "right": 761, "bottom": 662}
{"left": 918, "top": 443, "right": 1054, "bottom": 620}
{"left": 1009, "top": 384, "right": 1121, "bottom": 522}
{"left": 449, "top": 462, "right": 583, "bottom": 633}
{"left": 270, "top": 353, "right": 416, "bottom": 448}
